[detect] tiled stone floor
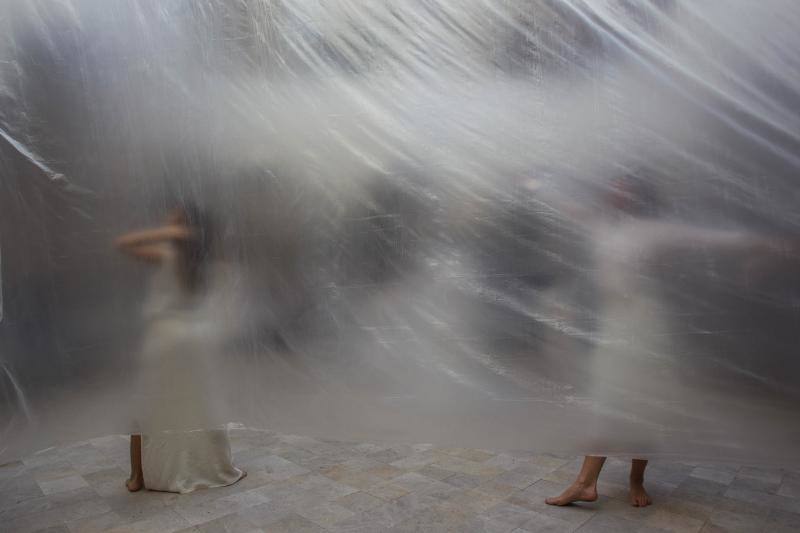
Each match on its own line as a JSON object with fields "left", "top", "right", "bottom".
{"left": 2, "top": 428, "right": 799, "bottom": 532}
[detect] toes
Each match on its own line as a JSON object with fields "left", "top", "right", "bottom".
{"left": 628, "top": 487, "right": 651, "bottom": 508}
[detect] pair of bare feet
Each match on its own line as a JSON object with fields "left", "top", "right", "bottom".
{"left": 545, "top": 478, "right": 652, "bottom": 507}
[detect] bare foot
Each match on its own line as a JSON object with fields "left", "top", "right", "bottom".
{"left": 545, "top": 482, "right": 598, "bottom": 506}
{"left": 629, "top": 480, "right": 651, "bottom": 507}
{"left": 125, "top": 475, "right": 144, "bottom": 492}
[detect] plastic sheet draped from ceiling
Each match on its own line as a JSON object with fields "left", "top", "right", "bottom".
{"left": 1, "top": 0, "right": 800, "bottom": 463}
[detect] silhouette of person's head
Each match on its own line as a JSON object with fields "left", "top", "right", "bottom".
{"left": 607, "top": 171, "right": 661, "bottom": 218}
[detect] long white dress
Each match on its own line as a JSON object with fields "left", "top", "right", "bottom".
{"left": 136, "top": 249, "right": 244, "bottom": 493}
{"left": 586, "top": 220, "right": 759, "bottom": 454}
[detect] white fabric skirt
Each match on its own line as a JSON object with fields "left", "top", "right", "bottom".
{"left": 142, "top": 429, "right": 244, "bottom": 494}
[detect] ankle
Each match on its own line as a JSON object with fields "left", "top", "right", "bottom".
{"left": 575, "top": 478, "right": 597, "bottom": 489}
{"left": 629, "top": 475, "right": 644, "bottom": 485}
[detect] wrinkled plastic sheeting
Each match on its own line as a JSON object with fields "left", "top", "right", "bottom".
{"left": 1, "top": 0, "right": 800, "bottom": 463}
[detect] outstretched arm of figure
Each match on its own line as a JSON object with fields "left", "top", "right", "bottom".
{"left": 689, "top": 228, "right": 800, "bottom": 287}
{"left": 649, "top": 222, "right": 797, "bottom": 258}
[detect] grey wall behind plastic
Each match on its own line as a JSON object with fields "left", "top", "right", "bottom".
{"left": 1, "top": 0, "right": 799, "bottom": 463}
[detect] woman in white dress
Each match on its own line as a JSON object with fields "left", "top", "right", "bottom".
{"left": 116, "top": 204, "right": 245, "bottom": 493}
{"left": 546, "top": 173, "right": 795, "bottom": 508}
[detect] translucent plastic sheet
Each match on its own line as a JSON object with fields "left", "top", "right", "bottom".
{"left": 2, "top": 0, "right": 800, "bottom": 464}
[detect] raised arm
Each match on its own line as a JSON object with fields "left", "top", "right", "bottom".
{"left": 115, "top": 225, "right": 191, "bottom": 263}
